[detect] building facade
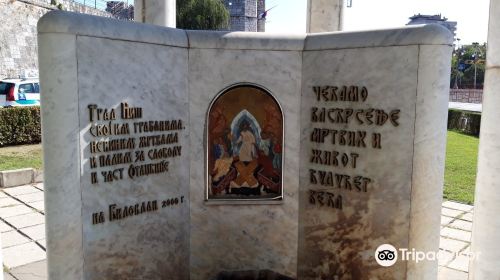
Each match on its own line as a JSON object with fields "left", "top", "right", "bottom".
{"left": 407, "top": 14, "right": 457, "bottom": 40}
{"left": 0, "top": 0, "right": 111, "bottom": 79}
{"left": 224, "top": 0, "right": 265, "bottom": 32}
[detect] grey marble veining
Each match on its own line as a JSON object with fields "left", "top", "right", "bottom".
{"left": 298, "top": 33, "right": 451, "bottom": 280}
{"left": 188, "top": 48, "right": 302, "bottom": 279}
{"left": 76, "top": 36, "right": 190, "bottom": 279}
{"left": 305, "top": 24, "right": 453, "bottom": 50}
{"left": 38, "top": 10, "right": 187, "bottom": 48}
{"left": 298, "top": 45, "right": 419, "bottom": 280}
{"left": 469, "top": 1, "right": 500, "bottom": 279}
{"left": 39, "top": 32, "right": 84, "bottom": 280}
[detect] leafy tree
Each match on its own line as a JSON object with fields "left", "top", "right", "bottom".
{"left": 451, "top": 43, "right": 486, "bottom": 89}
{"left": 177, "top": 0, "right": 229, "bottom": 30}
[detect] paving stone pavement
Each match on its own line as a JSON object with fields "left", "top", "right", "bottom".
{"left": 0, "top": 184, "right": 474, "bottom": 279}
{"left": 438, "top": 200, "right": 475, "bottom": 280}
{"left": 0, "top": 184, "right": 46, "bottom": 279}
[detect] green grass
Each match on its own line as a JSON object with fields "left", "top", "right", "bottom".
{"left": 444, "top": 130, "right": 479, "bottom": 205}
{"left": 0, "top": 144, "right": 43, "bottom": 171}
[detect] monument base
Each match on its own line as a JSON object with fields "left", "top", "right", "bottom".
{"left": 215, "top": 270, "right": 294, "bottom": 280}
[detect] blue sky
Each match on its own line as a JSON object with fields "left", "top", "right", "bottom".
{"left": 265, "top": 0, "right": 490, "bottom": 44}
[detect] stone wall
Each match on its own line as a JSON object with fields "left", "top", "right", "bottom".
{"left": 257, "top": 0, "right": 265, "bottom": 32}
{"left": 0, "top": 0, "right": 111, "bottom": 79}
{"left": 224, "top": 0, "right": 261, "bottom": 32}
{"left": 449, "top": 88, "right": 483, "bottom": 103}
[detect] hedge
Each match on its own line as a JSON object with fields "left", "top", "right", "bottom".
{"left": 0, "top": 107, "right": 484, "bottom": 147}
{"left": 447, "top": 109, "right": 481, "bottom": 137}
{"left": 0, "top": 107, "right": 41, "bottom": 147}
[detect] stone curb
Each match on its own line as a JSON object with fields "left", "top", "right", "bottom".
{"left": 0, "top": 168, "right": 43, "bottom": 188}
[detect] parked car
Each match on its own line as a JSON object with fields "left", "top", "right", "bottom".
{"left": 0, "top": 78, "right": 40, "bottom": 107}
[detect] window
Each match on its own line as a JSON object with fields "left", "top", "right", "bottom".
{"left": 34, "top": 83, "right": 40, "bottom": 93}
{"left": 18, "top": 83, "right": 35, "bottom": 93}
{"left": 0, "top": 82, "right": 14, "bottom": 95}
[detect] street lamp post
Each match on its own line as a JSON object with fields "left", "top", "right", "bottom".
{"left": 472, "top": 42, "right": 480, "bottom": 89}
{"left": 454, "top": 38, "right": 461, "bottom": 89}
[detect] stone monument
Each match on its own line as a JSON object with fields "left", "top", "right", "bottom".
{"left": 469, "top": 0, "right": 500, "bottom": 279}
{"left": 38, "top": 11, "right": 452, "bottom": 279}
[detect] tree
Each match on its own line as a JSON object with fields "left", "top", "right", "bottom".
{"left": 177, "top": 0, "right": 230, "bottom": 30}
{"left": 451, "top": 43, "right": 486, "bottom": 89}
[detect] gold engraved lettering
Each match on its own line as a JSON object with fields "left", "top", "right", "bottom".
{"left": 372, "top": 133, "right": 382, "bottom": 149}
{"left": 101, "top": 168, "right": 124, "bottom": 183}
{"left": 309, "top": 168, "right": 371, "bottom": 192}
{"left": 92, "top": 212, "right": 105, "bottom": 224}
{"left": 309, "top": 190, "right": 343, "bottom": 210}
{"left": 390, "top": 110, "right": 400, "bottom": 127}
{"left": 138, "top": 133, "right": 179, "bottom": 148}
{"left": 147, "top": 146, "right": 182, "bottom": 160}
{"left": 133, "top": 120, "right": 183, "bottom": 133}
{"left": 121, "top": 102, "right": 142, "bottom": 120}
{"left": 87, "top": 104, "right": 116, "bottom": 122}
{"left": 90, "top": 138, "right": 135, "bottom": 154}
{"left": 89, "top": 122, "right": 130, "bottom": 137}
{"left": 310, "top": 149, "right": 359, "bottom": 168}
{"left": 313, "top": 86, "right": 368, "bottom": 102}
{"left": 91, "top": 172, "right": 98, "bottom": 184}
{"left": 99, "top": 152, "right": 132, "bottom": 167}
{"left": 128, "top": 161, "right": 170, "bottom": 179}
{"left": 109, "top": 200, "right": 159, "bottom": 222}
{"left": 90, "top": 157, "right": 97, "bottom": 169}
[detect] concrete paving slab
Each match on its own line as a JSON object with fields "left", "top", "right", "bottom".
{"left": 1, "top": 230, "right": 31, "bottom": 248}
{"left": 3, "top": 272, "right": 16, "bottom": 280}
{"left": 28, "top": 201, "right": 44, "bottom": 212}
{"left": 442, "top": 207, "right": 465, "bottom": 218}
{"left": 0, "top": 220, "right": 14, "bottom": 233}
{"left": 20, "top": 224, "right": 45, "bottom": 241}
{"left": 440, "top": 237, "right": 468, "bottom": 253}
{"left": 16, "top": 192, "right": 44, "bottom": 203}
{"left": 2, "top": 242, "right": 46, "bottom": 268}
{"left": 459, "top": 212, "right": 474, "bottom": 222}
{"left": 449, "top": 219, "right": 473, "bottom": 232}
{"left": 0, "top": 192, "right": 7, "bottom": 198}
{"left": 0, "top": 169, "right": 34, "bottom": 188}
{"left": 442, "top": 201, "right": 474, "bottom": 212}
{"left": 447, "top": 254, "right": 470, "bottom": 272}
{"left": 4, "top": 212, "right": 45, "bottom": 229}
{"left": 10, "top": 259, "right": 47, "bottom": 280}
{"left": 441, "top": 216, "right": 453, "bottom": 226}
{"left": 33, "top": 183, "right": 43, "bottom": 190}
{"left": 36, "top": 239, "right": 45, "bottom": 249}
{"left": 462, "top": 246, "right": 470, "bottom": 254}
{"left": 438, "top": 266, "right": 468, "bottom": 280}
{"left": 441, "top": 227, "right": 472, "bottom": 242}
{"left": 438, "top": 249, "right": 455, "bottom": 266}
{"left": 3, "top": 185, "right": 39, "bottom": 196}
{"left": 0, "top": 205, "right": 35, "bottom": 218}
{"left": 0, "top": 197, "right": 21, "bottom": 208}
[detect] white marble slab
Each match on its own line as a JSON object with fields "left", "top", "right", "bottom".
{"left": 298, "top": 27, "right": 452, "bottom": 280}
{"left": 76, "top": 35, "right": 190, "bottom": 280}
{"left": 188, "top": 46, "right": 302, "bottom": 279}
{"left": 38, "top": 10, "right": 453, "bottom": 280}
{"left": 39, "top": 11, "right": 190, "bottom": 280}
{"left": 469, "top": 1, "right": 500, "bottom": 279}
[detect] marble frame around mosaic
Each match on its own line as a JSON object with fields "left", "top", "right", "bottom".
{"left": 204, "top": 82, "right": 285, "bottom": 204}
